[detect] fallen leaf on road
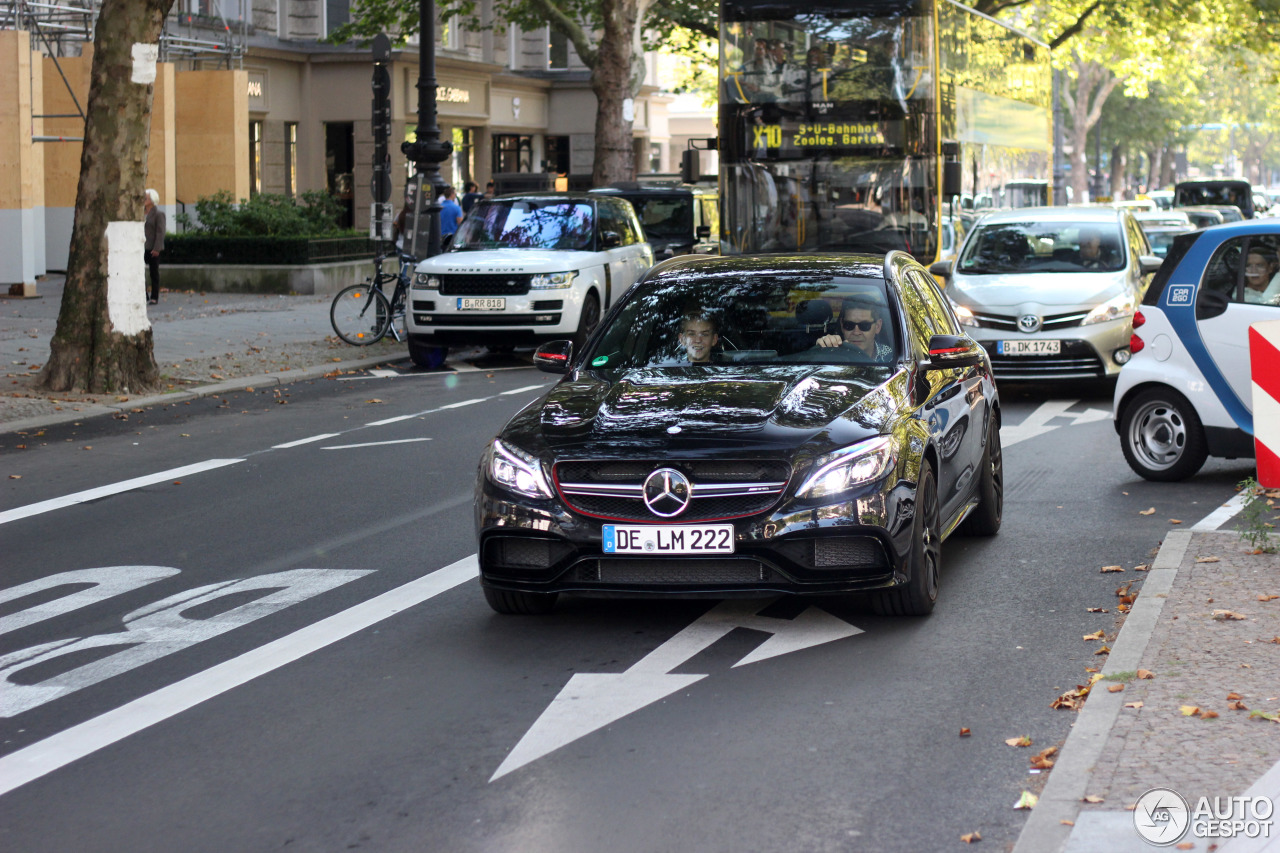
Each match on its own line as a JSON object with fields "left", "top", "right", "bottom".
{"left": 210, "top": 374, "right": 224, "bottom": 380}
{"left": 959, "top": 728, "right": 971, "bottom": 737}
{"left": 1139, "top": 508, "right": 1156, "bottom": 515}
{"left": 8, "top": 474, "right": 19, "bottom": 479}
{"left": 1258, "top": 594, "right": 1279, "bottom": 602}
{"left": 1101, "top": 565, "right": 1124, "bottom": 573}
{"left": 1212, "top": 610, "right": 1247, "bottom": 621}
{"left": 1013, "top": 791, "right": 1038, "bottom": 809}
{"left": 1250, "top": 710, "right": 1280, "bottom": 722}
{"left": 244, "top": 387, "right": 255, "bottom": 392}
{"left": 1169, "top": 519, "right": 1183, "bottom": 524}
{"left": 1196, "top": 556, "right": 1221, "bottom": 563}
{"left": 1060, "top": 820, "right": 1074, "bottom": 826}
{"left": 1227, "top": 692, "right": 1243, "bottom": 700}
{"left": 1229, "top": 700, "right": 1249, "bottom": 711}
{"left": 1200, "top": 710, "right": 1219, "bottom": 719}
{"left": 1107, "top": 684, "right": 1125, "bottom": 693}
{"left": 1005, "top": 735, "right": 1032, "bottom": 747}
{"left": 81, "top": 446, "right": 92, "bottom": 450}
{"left": 1087, "top": 607, "right": 1109, "bottom": 613}
{"left": 366, "top": 399, "right": 384, "bottom": 404}
{"left": 1083, "top": 630, "right": 1106, "bottom": 641}
{"left": 1124, "top": 701, "right": 1144, "bottom": 709}
{"left": 1133, "top": 564, "right": 1150, "bottom": 571}
{"left": 1180, "top": 705, "right": 1201, "bottom": 716}
{"left": 1271, "top": 637, "right": 1280, "bottom": 644}
{"left": 1082, "top": 795, "right": 1105, "bottom": 804}
{"left": 116, "top": 396, "right": 128, "bottom": 402}
{"left": 1030, "top": 747, "right": 1057, "bottom": 770}
{"left": 960, "top": 831, "right": 981, "bottom": 843}
{"left": 1137, "top": 670, "right": 1155, "bottom": 679}
{"left": 1094, "top": 646, "right": 1111, "bottom": 655}
{"left": 1117, "top": 604, "right": 1131, "bottom": 613}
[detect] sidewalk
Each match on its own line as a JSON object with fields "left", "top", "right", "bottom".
{"left": 1, "top": 276, "right": 428, "bottom": 433}
{"left": 1016, "top": 519, "right": 1280, "bottom": 852}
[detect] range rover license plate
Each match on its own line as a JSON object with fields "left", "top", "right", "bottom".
{"left": 602, "top": 525, "right": 735, "bottom": 555}
{"left": 997, "top": 339, "right": 1061, "bottom": 356}
{"left": 457, "top": 298, "right": 506, "bottom": 310}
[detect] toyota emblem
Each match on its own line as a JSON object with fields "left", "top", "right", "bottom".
{"left": 642, "top": 468, "right": 693, "bottom": 518}
{"left": 1018, "top": 313, "right": 1042, "bottom": 333}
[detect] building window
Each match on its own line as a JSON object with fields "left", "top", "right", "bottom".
{"left": 249, "top": 120, "right": 263, "bottom": 196}
{"left": 451, "top": 127, "right": 474, "bottom": 186}
{"left": 493, "top": 134, "right": 533, "bottom": 174}
{"left": 545, "top": 136, "right": 570, "bottom": 174}
{"left": 325, "top": 121, "right": 355, "bottom": 229}
{"left": 649, "top": 142, "right": 662, "bottom": 173}
{"left": 325, "top": 0, "right": 349, "bottom": 36}
{"left": 285, "top": 122, "right": 298, "bottom": 196}
{"left": 548, "top": 28, "right": 568, "bottom": 70}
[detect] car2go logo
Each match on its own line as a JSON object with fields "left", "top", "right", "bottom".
{"left": 0, "top": 566, "right": 370, "bottom": 718}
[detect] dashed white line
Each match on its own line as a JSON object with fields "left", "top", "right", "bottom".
{"left": 440, "top": 398, "right": 485, "bottom": 409}
{"left": 321, "top": 438, "right": 433, "bottom": 450}
{"left": 1192, "top": 491, "right": 1249, "bottom": 531}
{"left": 0, "top": 459, "right": 245, "bottom": 526}
{"left": 365, "top": 414, "right": 417, "bottom": 426}
{"left": 501, "top": 384, "right": 547, "bottom": 395}
{"left": 272, "top": 434, "right": 340, "bottom": 449}
{"left": 0, "top": 556, "right": 479, "bottom": 797}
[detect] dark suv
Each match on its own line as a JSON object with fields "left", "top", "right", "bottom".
{"left": 591, "top": 183, "right": 719, "bottom": 259}
{"left": 1174, "top": 179, "right": 1255, "bottom": 220}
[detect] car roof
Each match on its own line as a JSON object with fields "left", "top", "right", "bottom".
{"left": 591, "top": 184, "right": 714, "bottom": 196}
{"left": 1194, "top": 219, "right": 1280, "bottom": 236}
{"left": 969, "top": 206, "right": 1124, "bottom": 225}
{"left": 491, "top": 192, "right": 604, "bottom": 203}
{"left": 646, "top": 253, "right": 889, "bottom": 282}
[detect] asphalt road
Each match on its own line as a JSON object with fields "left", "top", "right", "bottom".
{"left": 0, "top": 365, "right": 1256, "bottom": 852}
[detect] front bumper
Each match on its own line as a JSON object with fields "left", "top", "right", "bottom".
{"left": 475, "top": 476, "right": 917, "bottom": 598}
{"left": 968, "top": 318, "right": 1133, "bottom": 381}
{"left": 406, "top": 288, "right": 583, "bottom": 346}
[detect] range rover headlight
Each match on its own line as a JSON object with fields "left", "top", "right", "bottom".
{"left": 413, "top": 273, "right": 440, "bottom": 290}
{"left": 1081, "top": 292, "right": 1136, "bottom": 325}
{"left": 486, "top": 439, "right": 553, "bottom": 498}
{"left": 797, "top": 436, "right": 897, "bottom": 500}
{"left": 530, "top": 271, "right": 577, "bottom": 289}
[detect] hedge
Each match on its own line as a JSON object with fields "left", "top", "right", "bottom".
{"left": 164, "top": 233, "right": 382, "bottom": 265}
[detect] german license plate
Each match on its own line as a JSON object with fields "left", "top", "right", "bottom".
{"left": 997, "top": 339, "right": 1061, "bottom": 356}
{"left": 457, "top": 297, "right": 506, "bottom": 310}
{"left": 602, "top": 524, "right": 735, "bottom": 555}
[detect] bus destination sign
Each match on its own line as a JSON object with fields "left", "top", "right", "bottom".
{"left": 749, "top": 120, "right": 903, "bottom": 155}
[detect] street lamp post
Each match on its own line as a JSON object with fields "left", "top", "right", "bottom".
{"left": 401, "top": 0, "right": 452, "bottom": 260}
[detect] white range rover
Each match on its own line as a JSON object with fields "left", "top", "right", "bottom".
{"left": 406, "top": 193, "right": 653, "bottom": 366}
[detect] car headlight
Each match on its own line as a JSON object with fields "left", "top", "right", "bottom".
{"left": 948, "top": 298, "right": 979, "bottom": 328}
{"left": 486, "top": 439, "right": 553, "bottom": 498}
{"left": 413, "top": 273, "right": 440, "bottom": 290}
{"left": 530, "top": 271, "right": 577, "bottom": 289}
{"left": 796, "top": 436, "right": 897, "bottom": 500}
{"left": 1081, "top": 292, "right": 1136, "bottom": 325}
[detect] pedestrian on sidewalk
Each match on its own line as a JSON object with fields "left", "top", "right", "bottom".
{"left": 440, "top": 186, "right": 463, "bottom": 249}
{"left": 143, "top": 188, "right": 165, "bottom": 305}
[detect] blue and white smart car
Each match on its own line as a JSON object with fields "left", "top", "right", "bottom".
{"left": 1114, "top": 220, "right": 1280, "bottom": 480}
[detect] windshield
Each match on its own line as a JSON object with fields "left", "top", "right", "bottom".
{"left": 957, "top": 221, "right": 1126, "bottom": 274}
{"left": 626, "top": 196, "right": 694, "bottom": 240}
{"left": 586, "top": 269, "right": 900, "bottom": 369}
{"left": 1174, "top": 182, "right": 1251, "bottom": 212}
{"left": 452, "top": 200, "right": 594, "bottom": 251}
{"left": 1145, "top": 231, "right": 1186, "bottom": 258}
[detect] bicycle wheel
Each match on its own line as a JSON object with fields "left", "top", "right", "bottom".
{"left": 331, "top": 284, "right": 391, "bottom": 345}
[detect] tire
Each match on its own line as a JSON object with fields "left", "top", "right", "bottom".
{"left": 874, "top": 461, "right": 941, "bottom": 617}
{"left": 331, "top": 284, "right": 390, "bottom": 345}
{"left": 957, "top": 411, "right": 1003, "bottom": 536}
{"left": 1119, "top": 387, "right": 1208, "bottom": 481}
{"left": 483, "top": 585, "right": 558, "bottom": 615}
{"left": 408, "top": 338, "right": 449, "bottom": 369}
{"left": 573, "top": 292, "right": 601, "bottom": 353}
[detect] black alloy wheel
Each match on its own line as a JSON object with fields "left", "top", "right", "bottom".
{"left": 874, "top": 461, "right": 941, "bottom": 616}
{"left": 573, "top": 292, "right": 601, "bottom": 353}
{"left": 957, "top": 410, "right": 1003, "bottom": 536}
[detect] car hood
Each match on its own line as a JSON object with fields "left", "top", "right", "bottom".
{"left": 509, "top": 364, "right": 906, "bottom": 457}
{"left": 415, "top": 249, "right": 602, "bottom": 273}
{"left": 950, "top": 271, "right": 1128, "bottom": 309}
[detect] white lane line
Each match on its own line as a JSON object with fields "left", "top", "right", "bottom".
{"left": 1192, "top": 491, "right": 1249, "bottom": 531}
{"left": 0, "top": 556, "right": 479, "bottom": 798}
{"left": 440, "top": 398, "right": 485, "bottom": 409}
{"left": 321, "top": 438, "right": 433, "bottom": 450}
{"left": 366, "top": 414, "right": 417, "bottom": 426}
{"left": 367, "top": 369, "right": 399, "bottom": 378}
{"left": 500, "top": 384, "right": 547, "bottom": 395}
{"left": 272, "top": 434, "right": 340, "bottom": 449}
{"left": 0, "top": 459, "right": 245, "bottom": 526}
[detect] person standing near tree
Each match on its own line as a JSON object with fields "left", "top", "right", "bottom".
{"left": 143, "top": 188, "right": 165, "bottom": 305}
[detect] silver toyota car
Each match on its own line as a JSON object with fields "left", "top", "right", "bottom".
{"left": 930, "top": 207, "right": 1163, "bottom": 381}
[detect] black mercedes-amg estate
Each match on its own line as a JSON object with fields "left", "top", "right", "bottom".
{"left": 476, "top": 252, "right": 1003, "bottom": 616}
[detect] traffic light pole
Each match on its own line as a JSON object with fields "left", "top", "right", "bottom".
{"left": 401, "top": 0, "right": 452, "bottom": 261}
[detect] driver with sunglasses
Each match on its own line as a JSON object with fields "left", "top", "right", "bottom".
{"left": 815, "top": 298, "right": 892, "bottom": 361}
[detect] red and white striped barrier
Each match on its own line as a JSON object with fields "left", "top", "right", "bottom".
{"left": 1251, "top": 319, "right": 1280, "bottom": 487}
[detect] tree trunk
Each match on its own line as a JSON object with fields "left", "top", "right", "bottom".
{"left": 37, "top": 0, "right": 174, "bottom": 394}
{"left": 1146, "top": 147, "right": 1161, "bottom": 192}
{"left": 589, "top": 0, "right": 638, "bottom": 186}
{"left": 1063, "top": 58, "right": 1122, "bottom": 203}
{"left": 1110, "top": 143, "right": 1125, "bottom": 200}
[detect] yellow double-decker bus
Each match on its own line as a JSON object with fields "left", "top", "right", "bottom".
{"left": 719, "top": 0, "right": 1052, "bottom": 262}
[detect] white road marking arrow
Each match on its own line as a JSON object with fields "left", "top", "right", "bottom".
{"left": 490, "top": 599, "right": 862, "bottom": 781}
{"left": 1001, "top": 400, "right": 1076, "bottom": 447}
{"left": 1070, "top": 407, "right": 1111, "bottom": 426}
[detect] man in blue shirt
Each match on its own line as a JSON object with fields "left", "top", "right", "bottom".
{"left": 440, "top": 186, "right": 464, "bottom": 245}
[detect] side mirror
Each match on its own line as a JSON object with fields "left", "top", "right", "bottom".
{"left": 601, "top": 230, "right": 621, "bottom": 249}
{"left": 929, "top": 260, "right": 953, "bottom": 278}
{"left": 1139, "top": 255, "right": 1163, "bottom": 275}
{"left": 943, "top": 160, "right": 963, "bottom": 199}
{"left": 925, "top": 334, "right": 984, "bottom": 369}
{"left": 533, "top": 340, "right": 573, "bottom": 374}
{"left": 696, "top": 225, "right": 712, "bottom": 240}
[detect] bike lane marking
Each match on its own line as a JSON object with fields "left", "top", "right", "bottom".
{"left": 320, "top": 437, "right": 433, "bottom": 450}
{"left": 272, "top": 433, "right": 340, "bottom": 449}
{"left": 0, "top": 555, "right": 478, "bottom": 798}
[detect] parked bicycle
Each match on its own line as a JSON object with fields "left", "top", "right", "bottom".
{"left": 330, "top": 251, "right": 412, "bottom": 346}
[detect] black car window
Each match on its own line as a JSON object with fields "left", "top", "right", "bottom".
{"left": 586, "top": 271, "right": 900, "bottom": 369}
{"left": 1241, "top": 235, "right": 1280, "bottom": 306}
{"left": 629, "top": 196, "right": 693, "bottom": 239}
{"left": 1200, "top": 237, "right": 1245, "bottom": 301}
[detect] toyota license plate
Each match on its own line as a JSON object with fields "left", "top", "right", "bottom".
{"left": 457, "top": 297, "right": 506, "bottom": 310}
{"left": 602, "top": 525, "right": 735, "bottom": 555}
{"left": 997, "top": 339, "right": 1061, "bottom": 356}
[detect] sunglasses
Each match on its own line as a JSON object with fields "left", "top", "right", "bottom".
{"left": 842, "top": 320, "right": 876, "bottom": 332}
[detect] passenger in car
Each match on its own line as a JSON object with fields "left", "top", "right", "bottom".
{"left": 814, "top": 298, "right": 893, "bottom": 361}
{"left": 678, "top": 312, "right": 720, "bottom": 363}
{"left": 1243, "top": 249, "right": 1280, "bottom": 305}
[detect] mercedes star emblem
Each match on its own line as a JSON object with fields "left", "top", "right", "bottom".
{"left": 642, "top": 468, "right": 693, "bottom": 518}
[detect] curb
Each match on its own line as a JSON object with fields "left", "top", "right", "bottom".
{"left": 1011, "top": 529, "right": 1195, "bottom": 853}
{"left": 1, "top": 351, "right": 408, "bottom": 436}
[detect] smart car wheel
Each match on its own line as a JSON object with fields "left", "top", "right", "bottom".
{"left": 483, "top": 586, "right": 558, "bottom": 615}
{"left": 874, "top": 461, "right": 941, "bottom": 616}
{"left": 1120, "top": 387, "right": 1208, "bottom": 482}
{"left": 957, "top": 411, "right": 1002, "bottom": 536}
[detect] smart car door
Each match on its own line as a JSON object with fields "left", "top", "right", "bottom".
{"left": 1197, "top": 234, "right": 1280, "bottom": 414}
